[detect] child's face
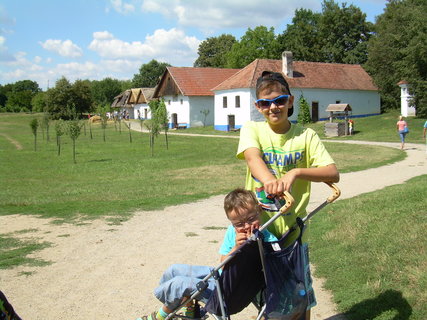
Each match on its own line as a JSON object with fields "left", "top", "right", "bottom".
{"left": 255, "top": 87, "right": 294, "bottom": 126}
{"left": 228, "top": 205, "right": 261, "bottom": 235}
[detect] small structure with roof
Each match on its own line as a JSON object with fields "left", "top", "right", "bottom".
{"left": 324, "top": 103, "right": 352, "bottom": 136}
{"left": 397, "top": 80, "right": 416, "bottom": 117}
{"left": 111, "top": 88, "right": 155, "bottom": 120}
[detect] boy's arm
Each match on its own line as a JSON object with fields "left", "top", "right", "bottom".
{"left": 277, "top": 164, "right": 339, "bottom": 193}
{"left": 244, "top": 147, "right": 280, "bottom": 193}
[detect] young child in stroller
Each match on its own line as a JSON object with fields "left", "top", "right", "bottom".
{"left": 137, "top": 188, "right": 278, "bottom": 320}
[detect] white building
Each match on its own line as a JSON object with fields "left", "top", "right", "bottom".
{"left": 213, "top": 52, "right": 381, "bottom": 131}
{"left": 153, "top": 67, "right": 239, "bottom": 128}
{"left": 397, "top": 80, "right": 416, "bottom": 117}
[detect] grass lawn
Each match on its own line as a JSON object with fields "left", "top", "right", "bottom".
{"left": 310, "top": 175, "right": 427, "bottom": 319}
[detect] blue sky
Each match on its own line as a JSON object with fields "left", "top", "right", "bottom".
{"left": 0, "top": 0, "right": 387, "bottom": 90}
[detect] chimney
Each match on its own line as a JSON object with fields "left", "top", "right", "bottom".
{"left": 282, "top": 51, "right": 293, "bottom": 78}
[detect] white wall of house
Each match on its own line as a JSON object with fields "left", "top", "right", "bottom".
{"left": 133, "top": 103, "right": 151, "bottom": 120}
{"left": 214, "top": 88, "right": 380, "bottom": 130}
{"left": 164, "top": 95, "right": 190, "bottom": 128}
{"left": 188, "top": 96, "right": 215, "bottom": 127}
{"left": 291, "top": 88, "right": 381, "bottom": 120}
{"left": 214, "top": 88, "right": 255, "bottom": 131}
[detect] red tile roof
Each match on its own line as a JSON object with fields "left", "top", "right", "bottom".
{"left": 213, "top": 59, "right": 378, "bottom": 91}
{"left": 156, "top": 67, "right": 240, "bottom": 97}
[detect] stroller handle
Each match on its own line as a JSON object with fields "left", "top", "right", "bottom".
{"left": 325, "top": 182, "right": 341, "bottom": 203}
{"left": 279, "top": 191, "right": 295, "bottom": 215}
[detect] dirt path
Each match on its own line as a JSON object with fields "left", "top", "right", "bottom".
{"left": 0, "top": 141, "right": 425, "bottom": 320}
{"left": 0, "top": 132, "right": 23, "bottom": 150}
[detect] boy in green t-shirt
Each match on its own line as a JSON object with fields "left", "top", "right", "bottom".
{"left": 237, "top": 71, "right": 340, "bottom": 319}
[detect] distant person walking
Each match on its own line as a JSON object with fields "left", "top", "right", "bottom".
{"left": 396, "top": 116, "right": 408, "bottom": 150}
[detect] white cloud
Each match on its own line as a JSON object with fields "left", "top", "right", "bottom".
{"left": 141, "top": 0, "right": 320, "bottom": 31}
{"left": 34, "top": 56, "right": 42, "bottom": 63}
{"left": 88, "top": 28, "right": 200, "bottom": 66}
{"left": 40, "top": 39, "right": 83, "bottom": 58}
{"left": 109, "top": 0, "right": 136, "bottom": 14}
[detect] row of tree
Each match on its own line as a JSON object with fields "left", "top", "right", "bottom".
{"left": 1, "top": 0, "right": 426, "bottom": 117}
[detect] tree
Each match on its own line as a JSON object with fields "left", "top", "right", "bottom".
{"left": 29, "top": 118, "right": 39, "bottom": 151}
{"left": 319, "top": 0, "right": 373, "bottom": 64}
{"left": 32, "top": 91, "right": 47, "bottom": 112}
{"left": 297, "top": 96, "right": 311, "bottom": 125}
{"left": 3, "top": 80, "right": 40, "bottom": 112}
{"left": 145, "top": 99, "right": 161, "bottom": 156}
{"left": 155, "top": 99, "right": 169, "bottom": 149}
{"left": 277, "top": 9, "right": 323, "bottom": 62}
{"left": 90, "top": 78, "right": 122, "bottom": 106}
{"left": 365, "top": 0, "right": 427, "bottom": 116}
{"left": 226, "top": 26, "right": 280, "bottom": 68}
{"left": 68, "top": 119, "right": 83, "bottom": 164}
{"left": 132, "top": 60, "right": 171, "bottom": 88}
{"left": 277, "top": 1, "right": 372, "bottom": 64}
{"left": 72, "top": 79, "right": 93, "bottom": 115}
{"left": 54, "top": 119, "right": 65, "bottom": 156}
{"left": 96, "top": 104, "right": 109, "bottom": 142}
{"left": 45, "top": 77, "right": 93, "bottom": 119}
{"left": 194, "top": 34, "right": 237, "bottom": 67}
{"left": 45, "top": 77, "right": 74, "bottom": 119}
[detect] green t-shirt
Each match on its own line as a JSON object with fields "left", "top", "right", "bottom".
{"left": 237, "top": 121, "right": 335, "bottom": 239}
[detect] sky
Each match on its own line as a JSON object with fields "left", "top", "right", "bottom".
{"left": 0, "top": 0, "right": 387, "bottom": 90}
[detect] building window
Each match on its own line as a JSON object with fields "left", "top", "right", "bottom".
{"left": 180, "top": 99, "right": 183, "bottom": 104}
{"left": 168, "top": 100, "right": 171, "bottom": 105}
{"left": 235, "top": 95, "right": 240, "bottom": 108}
{"left": 336, "top": 100, "right": 341, "bottom": 104}
{"left": 223, "top": 96, "right": 228, "bottom": 108}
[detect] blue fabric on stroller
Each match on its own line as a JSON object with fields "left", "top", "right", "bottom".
{"left": 205, "top": 218, "right": 309, "bottom": 320}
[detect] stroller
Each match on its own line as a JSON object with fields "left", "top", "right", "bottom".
{"left": 165, "top": 183, "right": 341, "bottom": 320}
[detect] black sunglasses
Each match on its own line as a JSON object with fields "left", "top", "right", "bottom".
{"left": 256, "top": 95, "right": 290, "bottom": 108}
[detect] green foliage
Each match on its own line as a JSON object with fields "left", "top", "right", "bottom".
{"left": 41, "top": 112, "right": 51, "bottom": 142}
{"left": 194, "top": 34, "right": 237, "bottom": 67}
{"left": 277, "top": 0, "right": 372, "bottom": 64}
{"left": 31, "top": 91, "right": 47, "bottom": 112}
{"left": 54, "top": 119, "right": 65, "bottom": 156}
{"left": 297, "top": 96, "right": 311, "bottom": 125}
{"left": 90, "top": 77, "right": 122, "bottom": 106}
{"left": 29, "top": 118, "right": 38, "bottom": 151}
{"left": 132, "top": 59, "right": 171, "bottom": 88}
{"left": 365, "top": 0, "right": 427, "bottom": 116}
{"left": 45, "top": 77, "right": 93, "bottom": 119}
{"left": 277, "top": 9, "right": 323, "bottom": 62}
{"left": 226, "top": 26, "right": 280, "bottom": 68}
{"left": 0, "top": 80, "right": 40, "bottom": 112}
{"left": 67, "top": 119, "right": 84, "bottom": 163}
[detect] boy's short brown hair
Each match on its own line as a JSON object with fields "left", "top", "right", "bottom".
{"left": 224, "top": 188, "right": 261, "bottom": 218}
{"left": 256, "top": 71, "right": 294, "bottom": 117}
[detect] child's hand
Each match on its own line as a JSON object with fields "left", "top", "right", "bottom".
{"left": 235, "top": 229, "right": 249, "bottom": 247}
